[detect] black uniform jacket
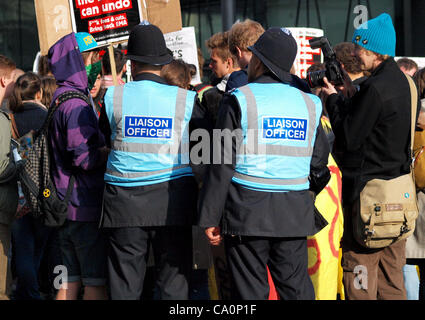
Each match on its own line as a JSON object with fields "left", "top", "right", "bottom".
{"left": 197, "top": 74, "right": 330, "bottom": 237}
{"left": 99, "top": 73, "right": 209, "bottom": 228}
{"left": 326, "top": 58, "right": 421, "bottom": 206}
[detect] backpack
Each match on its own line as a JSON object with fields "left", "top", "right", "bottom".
{"left": 13, "top": 91, "right": 90, "bottom": 227}
{"left": 413, "top": 130, "right": 425, "bottom": 189}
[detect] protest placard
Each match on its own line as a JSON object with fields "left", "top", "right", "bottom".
{"left": 164, "top": 26, "right": 201, "bottom": 85}
{"left": 286, "top": 27, "right": 324, "bottom": 79}
{"left": 34, "top": 0, "right": 73, "bottom": 55}
{"left": 35, "top": 0, "right": 183, "bottom": 54}
{"left": 144, "top": 0, "right": 182, "bottom": 35}
{"left": 69, "top": 0, "right": 144, "bottom": 46}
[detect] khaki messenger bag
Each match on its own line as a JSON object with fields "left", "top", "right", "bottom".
{"left": 353, "top": 74, "right": 419, "bottom": 249}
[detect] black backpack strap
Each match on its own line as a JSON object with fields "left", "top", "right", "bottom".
{"left": 54, "top": 90, "right": 91, "bottom": 108}
{"left": 40, "top": 90, "right": 91, "bottom": 135}
{"left": 42, "top": 91, "right": 89, "bottom": 201}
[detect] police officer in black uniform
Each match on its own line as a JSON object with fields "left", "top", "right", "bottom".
{"left": 198, "top": 28, "right": 330, "bottom": 300}
{"left": 99, "top": 23, "right": 209, "bottom": 300}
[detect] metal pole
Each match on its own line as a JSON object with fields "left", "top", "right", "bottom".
{"left": 198, "top": 1, "right": 202, "bottom": 49}
{"left": 206, "top": 0, "right": 214, "bottom": 35}
{"left": 295, "top": 0, "right": 301, "bottom": 27}
{"left": 243, "top": 0, "right": 248, "bottom": 20}
{"left": 314, "top": 0, "right": 323, "bottom": 29}
{"left": 403, "top": 0, "right": 412, "bottom": 56}
{"left": 366, "top": 0, "right": 372, "bottom": 20}
{"left": 186, "top": 0, "right": 192, "bottom": 26}
{"left": 344, "top": 0, "right": 353, "bottom": 41}
{"left": 307, "top": 0, "right": 310, "bottom": 27}
{"left": 18, "top": 0, "right": 23, "bottom": 67}
{"left": 221, "top": 0, "right": 235, "bottom": 31}
{"left": 108, "top": 44, "right": 118, "bottom": 86}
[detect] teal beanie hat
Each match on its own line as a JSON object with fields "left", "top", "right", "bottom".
{"left": 75, "top": 32, "right": 98, "bottom": 53}
{"left": 352, "top": 13, "right": 396, "bottom": 56}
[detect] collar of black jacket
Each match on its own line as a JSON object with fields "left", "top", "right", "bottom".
{"left": 371, "top": 57, "right": 395, "bottom": 77}
{"left": 250, "top": 73, "right": 281, "bottom": 84}
{"left": 133, "top": 72, "right": 168, "bottom": 85}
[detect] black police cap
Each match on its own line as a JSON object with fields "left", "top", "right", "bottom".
{"left": 248, "top": 27, "right": 298, "bottom": 83}
{"left": 126, "top": 23, "right": 173, "bottom": 66}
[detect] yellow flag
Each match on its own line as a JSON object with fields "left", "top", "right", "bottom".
{"left": 308, "top": 117, "right": 345, "bottom": 300}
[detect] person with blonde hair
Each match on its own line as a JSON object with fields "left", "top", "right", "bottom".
{"left": 206, "top": 31, "right": 240, "bottom": 91}
{"left": 228, "top": 19, "right": 265, "bottom": 69}
{"left": 226, "top": 21, "right": 310, "bottom": 94}
{"left": 226, "top": 19, "right": 265, "bottom": 92}
{"left": 203, "top": 31, "right": 240, "bottom": 123}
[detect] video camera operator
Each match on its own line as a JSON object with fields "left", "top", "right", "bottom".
{"left": 320, "top": 13, "right": 421, "bottom": 300}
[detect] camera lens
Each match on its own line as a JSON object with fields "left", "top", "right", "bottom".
{"left": 306, "top": 70, "right": 326, "bottom": 88}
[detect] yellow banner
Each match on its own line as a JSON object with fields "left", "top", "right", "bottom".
{"left": 308, "top": 118, "right": 345, "bottom": 300}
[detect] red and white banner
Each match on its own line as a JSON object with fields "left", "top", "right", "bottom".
{"left": 286, "top": 27, "right": 324, "bottom": 79}
{"left": 69, "top": 0, "right": 143, "bottom": 46}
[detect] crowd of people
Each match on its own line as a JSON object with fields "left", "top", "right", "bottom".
{"left": 0, "top": 12, "right": 424, "bottom": 301}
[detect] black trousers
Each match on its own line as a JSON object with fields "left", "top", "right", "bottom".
{"left": 225, "top": 235, "right": 315, "bottom": 300}
{"left": 106, "top": 226, "right": 192, "bottom": 300}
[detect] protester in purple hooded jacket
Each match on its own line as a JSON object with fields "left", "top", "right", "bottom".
{"left": 48, "top": 32, "right": 109, "bottom": 300}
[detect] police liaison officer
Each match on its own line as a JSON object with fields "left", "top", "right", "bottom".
{"left": 198, "top": 28, "right": 331, "bottom": 300}
{"left": 99, "top": 23, "right": 208, "bottom": 300}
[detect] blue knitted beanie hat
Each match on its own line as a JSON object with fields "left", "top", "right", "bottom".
{"left": 352, "top": 13, "right": 396, "bottom": 56}
{"left": 75, "top": 32, "right": 98, "bottom": 53}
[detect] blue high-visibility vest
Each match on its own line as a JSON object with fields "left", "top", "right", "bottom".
{"left": 104, "top": 80, "right": 196, "bottom": 187}
{"left": 231, "top": 83, "right": 322, "bottom": 192}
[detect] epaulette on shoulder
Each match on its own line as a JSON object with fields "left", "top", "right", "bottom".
{"left": 223, "top": 88, "right": 237, "bottom": 98}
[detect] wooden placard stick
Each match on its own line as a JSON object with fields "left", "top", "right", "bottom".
{"left": 108, "top": 43, "right": 118, "bottom": 86}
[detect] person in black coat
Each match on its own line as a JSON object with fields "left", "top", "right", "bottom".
{"left": 198, "top": 28, "right": 330, "bottom": 300}
{"left": 321, "top": 13, "right": 421, "bottom": 300}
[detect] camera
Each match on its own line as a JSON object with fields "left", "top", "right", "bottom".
{"left": 306, "top": 37, "right": 344, "bottom": 88}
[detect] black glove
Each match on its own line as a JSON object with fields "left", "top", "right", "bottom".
{"left": 309, "top": 166, "right": 331, "bottom": 195}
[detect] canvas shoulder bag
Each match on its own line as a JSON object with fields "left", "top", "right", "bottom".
{"left": 412, "top": 99, "right": 425, "bottom": 189}
{"left": 353, "top": 74, "right": 419, "bottom": 249}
